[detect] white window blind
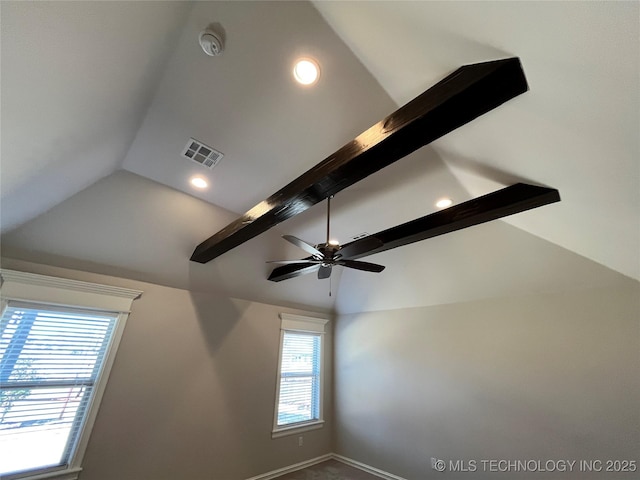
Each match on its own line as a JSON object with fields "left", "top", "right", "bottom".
{"left": 0, "top": 302, "right": 117, "bottom": 478}
{"left": 276, "top": 331, "right": 321, "bottom": 426}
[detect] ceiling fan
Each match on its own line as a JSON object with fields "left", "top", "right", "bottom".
{"left": 267, "top": 196, "right": 385, "bottom": 280}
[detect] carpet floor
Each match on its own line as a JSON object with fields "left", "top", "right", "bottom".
{"left": 273, "top": 459, "right": 381, "bottom": 480}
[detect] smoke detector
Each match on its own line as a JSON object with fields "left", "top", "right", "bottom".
{"left": 199, "top": 29, "right": 224, "bottom": 56}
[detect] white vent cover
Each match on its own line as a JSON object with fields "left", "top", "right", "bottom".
{"left": 181, "top": 138, "right": 224, "bottom": 169}
{"left": 351, "top": 232, "right": 370, "bottom": 240}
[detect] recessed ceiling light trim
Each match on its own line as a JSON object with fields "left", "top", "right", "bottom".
{"left": 436, "top": 198, "right": 453, "bottom": 209}
{"left": 190, "top": 176, "right": 208, "bottom": 189}
{"left": 293, "top": 58, "right": 320, "bottom": 85}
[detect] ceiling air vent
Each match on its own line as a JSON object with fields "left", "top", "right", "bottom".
{"left": 351, "top": 232, "right": 370, "bottom": 240}
{"left": 181, "top": 138, "right": 224, "bottom": 169}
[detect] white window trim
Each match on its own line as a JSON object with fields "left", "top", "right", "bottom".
{"left": 272, "top": 313, "right": 328, "bottom": 439}
{"left": 0, "top": 269, "right": 142, "bottom": 480}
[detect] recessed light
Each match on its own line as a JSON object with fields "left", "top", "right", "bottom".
{"left": 293, "top": 58, "right": 320, "bottom": 85}
{"left": 436, "top": 198, "right": 452, "bottom": 209}
{"left": 190, "top": 176, "right": 208, "bottom": 189}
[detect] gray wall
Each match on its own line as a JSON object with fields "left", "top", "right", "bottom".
{"left": 1, "top": 258, "right": 332, "bottom": 480}
{"left": 333, "top": 283, "right": 640, "bottom": 479}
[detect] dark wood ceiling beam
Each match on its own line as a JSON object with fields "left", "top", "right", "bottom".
{"left": 267, "top": 183, "right": 560, "bottom": 282}
{"left": 191, "top": 57, "right": 528, "bottom": 263}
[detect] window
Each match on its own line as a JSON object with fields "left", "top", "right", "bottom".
{"left": 272, "top": 314, "right": 328, "bottom": 438}
{"left": 0, "top": 270, "right": 141, "bottom": 480}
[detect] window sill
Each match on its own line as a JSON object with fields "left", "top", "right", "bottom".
{"left": 272, "top": 420, "right": 324, "bottom": 438}
{"left": 4, "top": 467, "right": 82, "bottom": 480}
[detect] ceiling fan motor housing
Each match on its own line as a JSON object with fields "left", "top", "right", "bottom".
{"left": 316, "top": 243, "right": 340, "bottom": 260}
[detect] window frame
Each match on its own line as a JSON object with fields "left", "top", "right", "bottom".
{"left": 0, "top": 269, "right": 142, "bottom": 480}
{"left": 272, "top": 313, "right": 328, "bottom": 439}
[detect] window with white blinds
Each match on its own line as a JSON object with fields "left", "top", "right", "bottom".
{"left": 273, "top": 314, "right": 327, "bottom": 437}
{"left": 0, "top": 269, "right": 141, "bottom": 480}
{"left": 276, "top": 332, "right": 321, "bottom": 426}
{"left": 0, "top": 303, "right": 117, "bottom": 478}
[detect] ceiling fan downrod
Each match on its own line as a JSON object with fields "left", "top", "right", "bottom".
{"left": 326, "top": 195, "right": 333, "bottom": 246}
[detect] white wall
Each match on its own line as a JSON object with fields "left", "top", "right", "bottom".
{"left": 1, "top": 258, "right": 332, "bottom": 480}
{"left": 333, "top": 282, "right": 639, "bottom": 479}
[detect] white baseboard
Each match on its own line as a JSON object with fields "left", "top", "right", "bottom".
{"left": 245, "top": 453, "right": 333, "bottom": 480}
{"left": 332, "top": 453, "right": 407, "bottom": 480}
{"left": 244, "top": 452, "right": 406, "bottom": 480}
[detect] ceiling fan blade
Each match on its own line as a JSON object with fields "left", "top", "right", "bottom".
{"left": 339, "top": 259, "right": 386, "bottom": 273}
{"left": 282, "top": 235, "right": 323, "bottom": 257}
{"left": 268, "top": 263, "right": 320, "bottom": 281}
{"left": 266, "top": 259, "right": 321, "bottom": 265}
{"left": 338, "top": 237, "right": 383, "bottom": 259}
{"left": 268, "top": 262, "right": 315, "bottom": 282}
{"left": 317, "top": 265, "right": 332, "bottom": 279}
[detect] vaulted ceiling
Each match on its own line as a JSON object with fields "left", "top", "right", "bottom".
{"left": 2, "top": 1, "right": 638, "bottom": 313}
